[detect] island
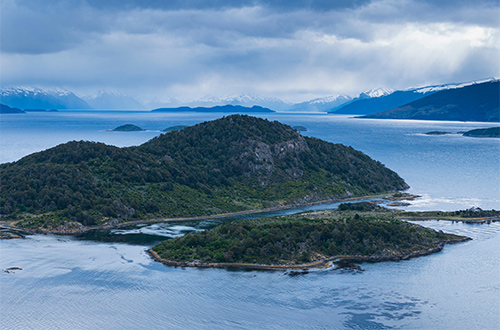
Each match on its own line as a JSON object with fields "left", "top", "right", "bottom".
{"left": 151, "top": 105, "right": 275, "bottom": 113}
{"left": 149, "top": 203, "right": 471, "bottom": 270}
{"left": 111, "top": 124, "right": 145, "bottom": 131}
{"left": 462, "top": 127, "right": 500, "bottom": 138}
{"left": 1, "top": 115, "right": 408, "bottom": 232}
{"left": 424, "top": 131, "right": 452, "bottom": 135}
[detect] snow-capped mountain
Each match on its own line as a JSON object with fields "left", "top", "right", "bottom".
{"left": 408, "top": 78, "right": 498, "bottom": 94}
{"left": 358, "top": 88, "right": 395, "bottom": 99}
{"left": 330, "top": 78, "right": 499, "bottom": 115}
{"left": 186, "top": 93, "right": 290, "bottom": 111}
{"left": 0, "top": 87, "right": 92, "bottom": 110}
{"left": 289, "top": 95, "right": 353, "bottom": 112}
{"left": 83, "top": 90, "right": 145, "bottom": 110}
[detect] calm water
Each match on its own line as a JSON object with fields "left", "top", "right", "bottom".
{"left": 1, "top": 111, "right": 499, "bottom": 210}
{"left": 1, "top": 111, "right": 500, "bottom": 329}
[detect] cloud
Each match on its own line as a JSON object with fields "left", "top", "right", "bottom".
{"left": 1, "top": 0, "right": 499, "bottom": 102}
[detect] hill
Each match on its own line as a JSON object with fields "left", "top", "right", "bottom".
{"left": 0, "top": 115, "right": 408, "bottom": 231}
{"left": 151, "top": 105, "right": 274, "bottom": 113}
{"left": 0, "top": 104, "right": 25, "bottom": 113}
{"left": 363, "top": 80, "right": 500, "bottom": 122}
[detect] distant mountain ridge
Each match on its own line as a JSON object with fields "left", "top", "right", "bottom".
{"left": 0, "top": 104, "right": 25, "bottom": 113}
{"left": 289, "top": 95, "right": 353, "bottom": 112}
{"left": 330, "top": 90, "right": 434, "bottom": 115}
{"left": 188, "top": 93, "right": 290, "bottom": 111}
{"left": 151, "top": 105, "right": 275, "bottom": 113}
{"left": 0, "top": 87, "right": 92, "bottom": 110}
{"left": 2, "top": 78, "right": 496, "bottom": 113}
{"left": 363, "top": 80, "right": 500, "bottom": 122}
{"left": 83, "top": 90, "right": 145, "bottom": 110}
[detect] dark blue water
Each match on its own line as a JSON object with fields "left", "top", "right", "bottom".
{"left": 1, "top": 111, "right": 499, "bottom": 329}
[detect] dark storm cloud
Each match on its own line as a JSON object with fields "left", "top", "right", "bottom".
{"left": 1, "top": 0, "right": 498, "bottom": 102}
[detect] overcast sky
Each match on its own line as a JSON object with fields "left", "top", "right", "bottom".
{"left": 1, "top": 0, "right": 499, "bottom": 103}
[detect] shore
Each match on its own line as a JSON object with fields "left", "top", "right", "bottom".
{"left": 146, "top": 236, "right": 471, "bottom": 271}
{"left": 1, "top": 193, "right": 393, "bottom": 235}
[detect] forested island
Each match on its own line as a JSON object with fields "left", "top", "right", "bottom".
{"left": 111, "top": 124, "right": 145, "bottom": 131}
{"left": 0, "top": 115, "right": 408, "bottom": 232}
{"left": 462, "top": 127, "right": 500, "bottom": 138}
{"left": 149, "top": 203, "right": 471, "bottom": 270}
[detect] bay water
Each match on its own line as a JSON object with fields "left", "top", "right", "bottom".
{"left": 1, "top": 111, "right": 499, "bottom": 329}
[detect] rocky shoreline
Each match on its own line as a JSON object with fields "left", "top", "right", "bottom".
{"left": 146, "top": 236, "right": 471, "bottom": 271}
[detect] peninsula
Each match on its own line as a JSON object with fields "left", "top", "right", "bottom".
{"left": 149, "top": 203, "right": 471, "bottom": 270}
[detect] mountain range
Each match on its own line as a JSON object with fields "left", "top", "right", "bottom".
{"left": 1, "top": 78, "right": 497, "bottom": 118}
{"left": 363, "top": 80, "right": 500, "bottom": 122}
{"left": 0, "top": 87, "right": 91, "bottom": 110}
{"left": 83, "top": 90, "right": 145, "bottom": 110}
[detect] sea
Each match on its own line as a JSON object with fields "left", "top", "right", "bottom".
{"left": 1, "top": 111, "right": 499, "bottom": 329}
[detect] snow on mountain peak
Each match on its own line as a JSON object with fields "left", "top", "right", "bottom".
{"left": 309, "top": 94, "right": 352, "bottom": 105}
{"left": 410, "top": 78, "right": 499, "bottom": 94}
{"left": 360, "top": 88, "right": 395, "bottom": 98}
{"left": 86, "top": 89, "right": 129, "bottom": 100}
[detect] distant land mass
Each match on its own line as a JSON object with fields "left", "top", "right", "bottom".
{"left": 330, "top": 90, "right": 433, "bottom": 115}
{"left": 1, "top": 115, "right": 407, "bottom": 232}
{"left": 84, "top": 90, "right": 145, "bottom": 110}
{"left": 0, "top": 104, "right": 25, "bottom": 113}
{"left": 463, "top": 127, "right": 500, "bottom": 138}
{"left": 362, "top": 80, "right": 500, "bottom": 122}
{"left": 111, "top": 124, "right": 145, "bottom": 132}
{"left": 151, "top": 105, "right": 275, "bottom": 113}
{"left": 0, "top": 87, "right": 92, "bottom": 110}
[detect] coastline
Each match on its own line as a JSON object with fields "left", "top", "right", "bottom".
{"left": 2, "top": 193, "right": 392, "bottom": 235}
{"left": 146, "top": 236, "right": 471, "bottom": 271}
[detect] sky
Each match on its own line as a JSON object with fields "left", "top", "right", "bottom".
{"left": 1, "top": 0, "right": 499, "bottom": 103}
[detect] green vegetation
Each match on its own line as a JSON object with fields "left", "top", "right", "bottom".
{"left": 1, "top": 115, "right": 408, "bottom": 230}
{"left": 462, "top": 127, "right": 500, "bottom": 138}
{"left": 292, "top": 125, "right": 307, "bottom": 132}
{"left": 425, "top": 131, "right": 451, "bottom": 135}
{"left": 162, "top": 125, "right": 187, "bottom": 132}
{"left": 152, "top": 210, "right": 465, "bottom": 265}
{"left": 403, "top": 207, "right": 500, "bottom": 219}
{"left": 111, "top": 124, "right": 145, "bottom": 131}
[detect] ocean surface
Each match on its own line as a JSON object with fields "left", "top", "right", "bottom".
{"left": 1, "top": 111, "right": 500, "bottom": 329}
